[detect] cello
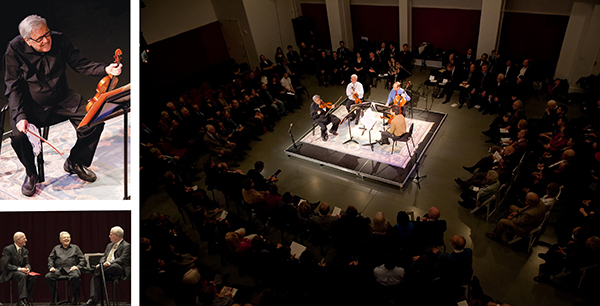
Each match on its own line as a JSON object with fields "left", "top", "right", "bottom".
{"left": 86, "top": 49, "right": 122, "bottom": 112}
{"left": 383, "top": 81, "right": 411, "bottom": 123}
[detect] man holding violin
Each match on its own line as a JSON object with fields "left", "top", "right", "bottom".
{"left": 4, "top": 15, "right": 122, "bottom": 196}
{"left": 310, "top": 95, "right": 340, "bottom": 142}
{"left": 345, "top": 74, "right": 364, "bottom": 122}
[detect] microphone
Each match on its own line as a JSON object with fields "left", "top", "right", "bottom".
{"left": 288, "top": 123, "right": 293, "bottom": 134}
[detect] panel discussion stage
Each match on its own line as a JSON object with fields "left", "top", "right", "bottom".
{"left": 285, "top": 100, "right": 446, "bottom": 187}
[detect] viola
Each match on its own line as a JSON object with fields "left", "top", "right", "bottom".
{"left": 86, "top": 49, "right": 122, "bottom": 112}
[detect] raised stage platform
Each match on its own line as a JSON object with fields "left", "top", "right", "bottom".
{"left": 285, "top": 101, "right": 446, "bottom": 187}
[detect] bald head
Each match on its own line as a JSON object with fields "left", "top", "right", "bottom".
{"left": 428, "top": 207, "right": 440, "bottom": 220}
{"left": 525, "top": 192, "right": 540, "bottom": 206}
{"left": 13, "top": 232, "right": 27, "bottom": 247}
{"left": 451, "top": 235, "right": 466, "bottom": 250}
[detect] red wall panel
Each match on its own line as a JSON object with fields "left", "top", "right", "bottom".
{"left": 351, "top": 5, "right": 400, "bottom": 47}
{"left": 499, "top": 12, "right": 569, "bottom": 77}
{"left": 300, "top": 3, "right": 331, "bottom": 49}
{"left": 412, "top": 8, "right": 481, "bottom": 55}
{"left": 0, "top": 211, "right": 131, "bottom": 303}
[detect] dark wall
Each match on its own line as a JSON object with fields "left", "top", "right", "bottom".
{"left": 499, "top": 12, "right": 569, "bottom": 78}
{"left": 0, "top": 211, "right": 131, "bottom": 303}
{"left": 300, "top": 3, "right": 331, "bottom": 50}
{"left": 140, "top": 21, "right": 229, "bottom": 119}
{"left": 412, "top": 7, "right": 481, "bottom": 55}
{"left": 351, "top": 5, "right": 400, "bottom": 47}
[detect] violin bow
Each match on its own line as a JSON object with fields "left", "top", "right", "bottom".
{"left": 26, "top": 129, "right": 64, "bottom": 156}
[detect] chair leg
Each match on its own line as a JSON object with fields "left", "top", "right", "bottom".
{"left": 391, "top": 141, "right": 396, "bottom": 154}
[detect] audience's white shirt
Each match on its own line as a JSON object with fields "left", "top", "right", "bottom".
{"left": 280, "top": 77, "right": 293, "bottom": 91}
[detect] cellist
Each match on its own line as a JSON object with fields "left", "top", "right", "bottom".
{"left": 4, "top": 15, "right": 122, "bottom": 196}
{"left": 386, "top": 81, "right": 411, "bottom": 116}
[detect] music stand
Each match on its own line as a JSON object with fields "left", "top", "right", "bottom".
{"left": 78, "top": 84, "right": 131, "bottom": 200}
{"left": 360, "top": 108, "right": 379, "bottom": 151}
{"left": 340, "top": 105, "right": 362, "bottom": 144}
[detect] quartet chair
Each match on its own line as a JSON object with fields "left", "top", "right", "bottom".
{"left": 84, "top": 253, "right": 128, "bottom": 306}
{"left": 390, "top": 123, "right": 414, "bottom": 155}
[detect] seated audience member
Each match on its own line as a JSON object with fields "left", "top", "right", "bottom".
{"left": 241, "top": 178, "right": 267, "bottom": 206}
{"left": 373, "top": 254, "right": 405, "bottom": 286}
{"left": 458, "top": 63, "right": 479, "bottom": 108}
{"left": 540, "top": 182, "right": 560, "bottom": 211}
{"left": 534, "top": 236, "right": 600, "bottom": 282}
{"left": 416, "top": 207, "right": 447, "bottom": 248}
{"left": 482, "top": 73, "right": 508, "bottom": 115}
{"left": 297, "top": 200, "right": 315, "bottom": 222}
{"left": 246, "top": 161, "right": 278, "bottom": 191}
{"left": 441, "top": 235, "right": 473, "bottom": 285}
{"left": 203, "top": 124, "right": 241, "bottom": 167}
{"left": 392, "top": 211, "right": 416, "bottom": 247}
{"left": 224, "top": 231, "right": 259, "bottom": 256}
{"left": 337, "top": 205, "right": 371, "bottom": 246}
{"left": 45, "top": 231, "right": 85, "bottom": 304}
{"left": 468, "top": 64, "right": 494, "bottom": 110}
{"left": 458, "top": 170, "right": 501, "bottom": 209}
{"left": 310, "top": 202, "right": 339, "bottom": 231}
{"left": 370, "top": 212, "right": 391, "bottom": 236}
{"left": 483, "top": 100, "right": 526, "bottom": 141}
{"left": 486, "top": 192, "right": 546, "bottom": 241}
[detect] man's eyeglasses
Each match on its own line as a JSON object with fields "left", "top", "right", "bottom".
{"left": 29, "top": 30, "right": 51, "bottom": 43}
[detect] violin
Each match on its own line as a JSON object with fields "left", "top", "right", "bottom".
{"left": 351, "top": 84, "right": 361, "bottom": 104}
{"left": 319, "top": 101, "right": 333, "bottom": 109}
{"left": 86, "top": 49, "right": 122, "bottom": 112}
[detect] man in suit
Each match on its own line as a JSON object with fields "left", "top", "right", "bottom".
{"left": 486, "top": 192, "right": 546, "bottom": 240}
{"left": 377, "top": 105, "right": 407, "bottom": 145}
{"left": 439, "top": 63, "right": 459, "bottom": 104}
{"left": 45, "top": 231, "right": 86, "bottom": 305}
{"left": 469, "top": 64, "right": 494, "bottom": 109}
{"left": 0, "top": 232, "right": 37, "bottom": 306}
{"left": 83, "top": 226, "right": 131, "bottom": 306}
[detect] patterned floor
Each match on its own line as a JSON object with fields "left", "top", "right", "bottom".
{"left": 0, "top": 115, "right": 130, "bottom": 200}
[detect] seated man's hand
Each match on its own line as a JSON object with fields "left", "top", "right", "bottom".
{"left": 507, "top": 212, "right": 517, "bottom": 220}
{"left": 105, "top": 63, "right": 123, "bottom": 76}
{"left": 16, "top": 119, "right": 29, "bottom": 133}
{"left": 70, "top": 266, "right": 78, "bottom": 271}
{"left": 19, "top": 267, "right": 30, "bottom": 273}
{"left": 49, "top": 267, "right": 56, "bottom": 272}
{"left": 103, "top": 262, "right": 110, "bottom": 268}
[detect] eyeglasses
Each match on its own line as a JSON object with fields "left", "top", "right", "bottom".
{"left": 29, "top": 30, "right": 51, "bottom": 43}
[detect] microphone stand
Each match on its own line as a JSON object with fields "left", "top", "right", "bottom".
{"left": 288, "top": 123, "right": 299, "bottom": 150}
{"left": 99, "top": 264, "right": 111, "bottom": 306}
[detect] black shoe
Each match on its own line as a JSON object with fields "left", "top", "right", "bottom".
{"left": 458, "top": 103, "right": 464, "bottom": 109}
{"left": 462, "top": 166, "right": 475, "bottom": 174}
{"left": 21, "top": 173, "right": 37, "bottom": 197}
{"left": 537, "top": 253, "right": 548, "bottom": 260}
{"left": 230, "top": 162, "right": 240, "bottom": 167}
{"left": 458, "top": 201, "right": 473, "bottom": 209}
{"left": 442, "top": 100, "right": 450, "bottom": 104}
{"left": 330, "top": 130, "right": 338, "bottom": 136}
{"left": 467, "top": 104, "right": 474, "bottom": 109}
{"left": 64, "top": 158, "right": 97, "bottom": 182}
{"left": 484, "top": 138, "right": 496, "bottom": 144}
{"left": 481, "top": 130, "right": 492, "bottom": 136}
{"left": 288, "top": 109, "right": 295, "bottom": 113}
{"left": 454, "top": 178, "right": 465, "bottom": 187}
{"left": 321, "top": 134, "right": 329, "bottom": 142}
{"left": 83, "top": 298, "right": 97, "bottom": 306}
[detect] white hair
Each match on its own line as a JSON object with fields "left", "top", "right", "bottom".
{"left": 351, "top": 74, "right": 358, "bottom": 79}
{"left": 111, "top": 226, "right": 124, "bottom": 238}
{"left": 13, "top": 232, "right": 25, "bottom": 242}
{"left": 19, "top": 15, "right": 47, "bottom": 39}
{"left": 312, "top": 94, "right": 320, "bottom": 102}
{"left": 59, "top": 231, "right": 70, "bottom": 240}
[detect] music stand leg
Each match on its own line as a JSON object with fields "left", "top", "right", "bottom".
{"left": 343, "top": 120, "right": 359, "bottom": 145}
{"left": 410, "top": 137, "right": 426, "bottom": 188}
{"left": 122, "top": 106, "right": 130, "bottom": 200}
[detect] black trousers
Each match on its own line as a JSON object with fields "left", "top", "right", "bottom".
{"left": 314, "top": 115, "right": 340, "bottom": 136}
{"left": 10, "top": 271, "right": 37, "bottom": 300}
{"left": 10, "top": 97, "right": 105, "bottom": 176}
{"left": 89, "top": 264, "right": 124, "bottom": 300}
{"left": 45, "top": 268, "right": 81, "bottom": 299}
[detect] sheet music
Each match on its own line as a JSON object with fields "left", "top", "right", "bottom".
{"left": 361, "top": 108, "right": 378, "bottom": 130}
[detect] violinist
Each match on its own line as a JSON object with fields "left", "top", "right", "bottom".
{"left": 345, "top": 74, "right": 364, "bottom": 122}
{"left": 4, "top": 15, "right": 122, "bottom": 196}
{"left": 377, "top": 105, "right": 407, "bottom": 146}
{"left": 310, "top": 95, "right": 340, "bottom": 142}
